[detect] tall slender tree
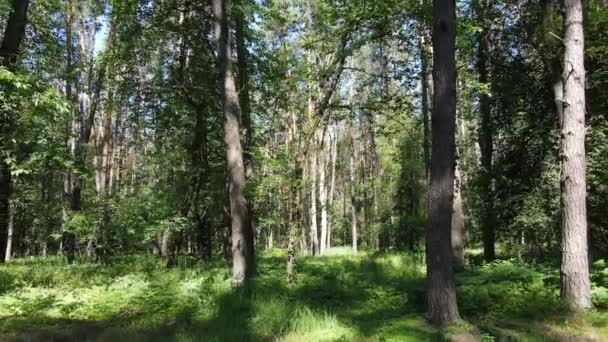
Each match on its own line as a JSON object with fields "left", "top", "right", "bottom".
{"left": 560, "top": 0, "right": 591, "bottom": 309}
{"left": 426, "top": 0, "right": 461, "bottom": 325}
{"left": 234, "top": 0, "right": 253, "bottom": 179}
{"left": 475, "top": 0, "right": 495, "bottom": 262}
{"left": 213, "top": 0, "right": 254, "bottom": 286}
{"left": 319, "top": 134, "right": 328, "bottom": 255}
{"left": 350, "top": 122, "right": 358, "bottom": 254}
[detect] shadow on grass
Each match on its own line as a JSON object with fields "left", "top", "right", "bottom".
{"left": 3, "top": 252, "right": 604, "bottom": 341}
{"left": 0, "top": 289, "right": 254, "bottom": 342}
{"left": 0, "top": 253, "right": 437, "bottom": 341}
{"left": 289, "top": 254, "right": 432, "bottom": 338}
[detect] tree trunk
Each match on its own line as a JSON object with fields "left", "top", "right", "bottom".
{"left": 287, "top": 164, "right": 301, "bottom": 282}
{"left": 62, "top": 0, "right": 77, "bottom": 263}
{"left": 350, "top": 123, "right": 358, "bottom": 254}
{"left": 0, "top": 0, "right": 30, "bottom": 64}
{"left": 542, "top": 0, "right": 564, "bottom": 125}
{"left": 267, "top": 227, "right": 273, "bottom": 251}
{"left": 420, "top": 30, "right": 432, "bottom": 179}
{"left": 95, "top": 108, "right": 112, "bottom": 258}
{"left": 476, "top": 1, "right": 496, "bottom": 262}
{"left": 327, "top": 131, "right": 337, "bottom": 250}
{"left": 193, "top": 105, "right": 211, "bottom": 260}
{"left": 213, "top": 0, "right": 254, "bottom": 287}
{"left": 363, "top": 111, "right": 379, "bottom": 218}
{"left": 560, "top": 0, "right": 591, "bottom": 310}
{"left": 286, "top": 101, "right": 300, "bottom": 281}
{"left": 319, "top": 135, "right": 328, "bottom": 255}
{"left": 426, "top": 0, "right": 461, "bottom": 325}
{"left": 0, "top": 167, "right": 11, "bottom": 262}
{"left": 452, "top": 160, "right": 465, "bottom": 272}
{"left": 308, "top": 142, "right": 319, "bottom": 255}
{"left": 234, "top": 0, "right": 253, "bottom": 179}
{"left": 63, "top": 11, "right": 113, "bottom": 263}
{"left": 0, "top": 0, "right": 30, "bottom": 262}
{"left": 4, "top": 198, "right": 15, "bottom": 261}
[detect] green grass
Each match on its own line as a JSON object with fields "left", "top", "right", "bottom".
{"left": 0, "top": 250, "right": 606, "bottom": 341}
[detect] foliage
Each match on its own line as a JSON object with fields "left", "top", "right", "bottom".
{"left": 1, "top": 0, "right": 608, "bottom": 338}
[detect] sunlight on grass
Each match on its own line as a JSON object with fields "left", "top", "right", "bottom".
{"left": 0, "top": 253, "right": 606, "bottom": 341}
{"left": 283, "top": 307, "right": 355, "bottom": 342}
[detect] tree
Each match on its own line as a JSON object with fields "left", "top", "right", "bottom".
{"left": 213, "top": 0, "right": 254, "bottom": 286}
{"left": 0, "top": 0, "right": 30, "bottom": 64}
{"left": 452, "top": 158, "right": 465, "bottom": 272}
{"left": 234, "top": 0, "right": 253, "bottom": 179}
{"left": 426, "top": 0, "right": 461, "bottom": 325}
{"left": 1, "top": 0, "right": 31, "bottom": 263}
{"left": 559, "top": 0, "right": 592, "bottom": 309}
{"left": 475, "top": 0, "right": 495, "bottom": 262}
{"left": 350, "top": 121, "right": 358, "bottom": 254}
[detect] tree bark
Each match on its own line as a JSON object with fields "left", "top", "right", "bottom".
{"left": 350, "top": 123, "right": 358, "bottom": 254}
{"left": 452, "top": 159, "right": 465, "bottom": 272}
{"left": 308, "top": 141, "right": 319, "bottom": 255}
{"left": 560, "top": 0, "right": 591, "bottom": 310}
{"left": 327, "top": 131, "right": 337, "bottom": 250}
{"left": 0, "top": 167, "right": 10, "bottom": 262}
{"left": 287, "top": 161, "right": 301, "bottom": 282}
{"left": 476, "top": 0, "right": 496, "bottom": 262}
{"left": 4, "top": 198, "right": 15, "bottom": 261}
{"left": 213, "top": 0, "right": 254, "bottom": 286}
{"left": 95, "top": 107, "right": 112, "bottom": 259}
{"left": 419, "top": 30, "right": 432, "bottom": 180}
{"left": 426, "top": 0, "right": 461, "bottom": 325}
{"left": 286, "top": 114, "right": 301, "bottom": 281}
{"left": 542, "top": 0, "right": 564, "bottom": 125}
{"left": 0, "top": 0, "right": 30, "bottom": 262}
{"left": 0, "top": 0, "right": 30, "bottom": 64}
{"left": 62, "top": 0, "right": 77, "bottom": 263}
{"left": 234, "top": 0, "right": 253, "bottom": 179}
{"left": 319, "top": 136, "right": 328, "bottom": 255}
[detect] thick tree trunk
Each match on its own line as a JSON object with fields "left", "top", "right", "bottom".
{"left": 0, "top": 0, "right": 30, "bottom": 262}
{"left": 0, "top": 0, "right": 30, "bottom": 64}
{"left": 560, "top": 0, "right": 591, "bottom": 310}
{"left": 213, "top": 0, "right": 254, "bottom": 286}
{"left": 426, "top": 0, "right": 461, "bottom": 325}
{"left": 476, "top": 1, "right": 496, "bottom": 262}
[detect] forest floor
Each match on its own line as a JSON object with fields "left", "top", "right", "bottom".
{"left": 0, "top": 248, "right": 607, "bottom": 341}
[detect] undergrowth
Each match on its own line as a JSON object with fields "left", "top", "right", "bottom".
{"left": 0, "top": 251, "right": 606, "bottom": 341}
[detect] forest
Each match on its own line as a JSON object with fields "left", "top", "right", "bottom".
{"left": 1, "top": 0, "right": 608, "bottom": 340}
